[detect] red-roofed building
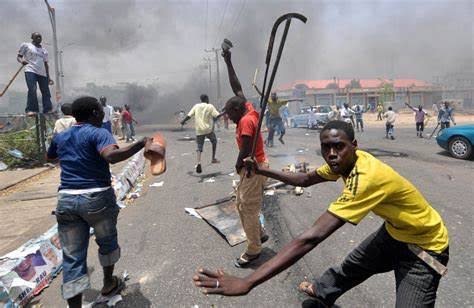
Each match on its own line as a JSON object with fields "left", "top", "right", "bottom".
{"left": 275, "top": 78, "right": 442, "bottom": 112}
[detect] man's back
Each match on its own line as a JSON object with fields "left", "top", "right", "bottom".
{"left": 384, "top": 110, "right": 396, "bottom": 123}
{"left": 47, "top": 124, "right": 117, "bottom": 190}
{"left": 188, "top": 103, "right": 219, "bottom": 135}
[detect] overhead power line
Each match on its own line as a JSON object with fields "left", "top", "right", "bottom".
{"left": 213, "top": 0, "right": 230, "bottom": 47}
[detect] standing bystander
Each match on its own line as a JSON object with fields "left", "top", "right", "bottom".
{"left": 17, "top": 32, "right": 54, "bottom": 116}
{"left": 405, "top": 102, "right": 429, "bottom": 137}
{"left": 354, "top": 105, "right": 365, "bottom": 132}
{"left": 100, "top": 96, "right": 114, "bottom": 134}
{"left": 437, "top": 102, "right": 456, "bottom": 130}
{"left": 53, "top": 103, "right": 75, "bottom": 135}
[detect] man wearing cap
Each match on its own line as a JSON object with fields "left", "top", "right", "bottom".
{"left": 17, "top": 32, "right": 54, "bottom": 116}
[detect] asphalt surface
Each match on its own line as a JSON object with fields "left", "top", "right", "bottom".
{"left": 33, "top": 123, "right": 474, "bottom": 307}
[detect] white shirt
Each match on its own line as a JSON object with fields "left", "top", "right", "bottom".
{"left": 384, "top": 110, "right": 397, "bottom": 124}
{"left": 102, "top": 105, "right": 114, "bottom": 123}
{"left": 53, "top": 116, "right": 76, "bottom": 134}
{"left": 340, "top": 107, "right": 354, "bottom": 118}
{"left": 18, "top": 42, "right": 48, "bottom": 77}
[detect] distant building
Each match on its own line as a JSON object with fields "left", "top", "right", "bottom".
{"left": 276, "top": 78, "right": 443, "bottom": 113}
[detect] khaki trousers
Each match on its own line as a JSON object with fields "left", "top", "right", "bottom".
{"left": 236, "top": 162, "right": 268, "bottom": 255}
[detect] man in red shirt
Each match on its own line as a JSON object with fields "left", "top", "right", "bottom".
{"left": 121, "top": 104, "right": 137, "bottom": 142}
{"left": 222, "top": 49, "right": 268, "bottom": 267}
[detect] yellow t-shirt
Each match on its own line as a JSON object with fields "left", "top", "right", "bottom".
{"left": 316, "top": 150, "right": 449, "bottom": 253}
{"left": 267, "top": 99, "right": 287, "bottom": 118}
{"left": 187, "top": 103, "right": 220, "bottom": 136}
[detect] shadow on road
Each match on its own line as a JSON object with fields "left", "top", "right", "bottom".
{"left": 82, "top": 283, "right": 152, "bottom": 307}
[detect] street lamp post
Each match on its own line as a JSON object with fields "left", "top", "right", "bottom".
{"left": 44, "top": 0, "right": 61, "bottom": 104}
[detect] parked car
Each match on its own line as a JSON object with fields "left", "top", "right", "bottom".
{"left": 289, "top": 105, "right": 332, "bottom": 128}
{"left": 436, "top": 124, "right": 474, "bottom": 159}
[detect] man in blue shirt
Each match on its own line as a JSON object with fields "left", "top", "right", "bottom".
{"left": 47, "top": 96, "right": 151, "bottom": 308}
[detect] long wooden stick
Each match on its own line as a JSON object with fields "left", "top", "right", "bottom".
{"left": 0, "top": 65, "right": 25, "bottom": 98}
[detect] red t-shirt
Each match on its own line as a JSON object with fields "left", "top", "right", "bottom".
{"left": 236, "top": 102, "right": 267, "bottom": 163}
{"left": 122, "top": 110, "right": 132, "bottom": 124}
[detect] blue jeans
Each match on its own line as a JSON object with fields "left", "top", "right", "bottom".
{"left": 102, "top": 121, "right": 112, "bottom": 134}
{"left": 267, "top": 117, "right": 285, "bottom": 145}
{"left": 56, "top": 188, "right": 120, "bottom": 299}
{"left": 25, "top": 72, "right": 52, "bottom": 113}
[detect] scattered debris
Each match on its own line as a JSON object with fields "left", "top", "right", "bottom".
{"left": 0, "top": 161, "right": 7, "bottom": 171}
{"left": 228, "top": 172, "right": 235, "bottom": 176}
{"left": 117, "top": 201, "right": 126, "bottom": 209}
{"left": 149, "top": 181, "right": 164, "bottom": 187}
{"left": 232, "top": 179, "right": 240, "bottom": 188}
{"left": 185, "top": 207, "right": 203, "bottom": 219}
{"left": 8, "top": 149, "right": 24, "bottom": 159}
{"left": 264, "top": 190, "right": 275, "bottom": 196}
{"left": 180, "top": 152, "right": 192, "bottom": 156}
{"left": 127, "top": 192, "right": 140, "bottom": 199}
{"left": 203, "top": 177, "right": 215, "bottom": 183}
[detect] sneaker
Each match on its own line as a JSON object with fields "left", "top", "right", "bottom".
{"left": 390, "top": 136, "right": 395, "bottom": 140}
{"left": 195, "top": 163, "right": 202, "bottom": 174}
{"left": 234, "top": 252, "right": 260, "bottom": 268}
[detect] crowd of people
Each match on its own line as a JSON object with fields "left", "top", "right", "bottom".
{"left": 14, "top": 31, "right": 453, "bottom": 308}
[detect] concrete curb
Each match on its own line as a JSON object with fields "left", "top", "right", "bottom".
{"left": 0, "top": 150, "right": 146, "bottom": 307}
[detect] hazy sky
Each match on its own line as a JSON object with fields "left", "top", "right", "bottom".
{"left": 0, "top": 0, "right": 472, "bottom": 96}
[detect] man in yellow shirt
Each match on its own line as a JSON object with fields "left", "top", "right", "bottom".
{"left": 193, "top": 120, "right": 449, "bottom": 307}
{"left": 181, "top": 94, "right": 221, "bottom": 173}
{"left": 266, "top": 93, "right": 288, "bottom": 147}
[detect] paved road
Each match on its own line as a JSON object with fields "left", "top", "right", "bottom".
{"left": 34, "top": 123, "right": 474, "bottom": 307}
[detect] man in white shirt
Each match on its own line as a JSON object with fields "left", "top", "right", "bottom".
{"left": 53, "top": 103, "right": 76, "bottom": 135}
{"left": 100, "top": 96, "right": 114, "bottom": 134}
{"left": 383, "top": 106, "right": 397, "bottom": 140}
{"left": 181, "top": 94, "right": 222, "bottom": 173}
{"left": 17, "top": 32, "right": 54, "bottom": 116}
{"left": 340, "top": 103, "right": 355, "bottom": 126}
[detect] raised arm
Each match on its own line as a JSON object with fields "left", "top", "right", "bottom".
{"left": 404, "top": 102, "right": 416, "bottom": 112}
{"left": 193, "top": 211, "right": 345, "bottom": 296}
{"left": 222, "top": 50, "right": 245, "bottom": 99}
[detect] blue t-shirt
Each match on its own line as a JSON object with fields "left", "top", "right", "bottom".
{"left": 47, "top": 123, "right": 117, "bottom": 190}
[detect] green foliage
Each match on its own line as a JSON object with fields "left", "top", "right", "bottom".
{"left": 0, "top": 117, "right": 55, "bottom": 168}
{"left": 378, "top": 82, "right": 394, "bottom": 106}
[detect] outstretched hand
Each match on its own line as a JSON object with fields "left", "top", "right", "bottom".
{"left": 193, "top": 268, "right": 251, "bottom": 296}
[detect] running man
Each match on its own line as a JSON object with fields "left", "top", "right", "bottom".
{"left": 181, "top": 94, "right": 221, "bottom": 174}
{"left": 354, "top": 105, "right": 365, "bottom": 132}
{"left": 383, "top": 106, "right": 396, "bottom": 140}
{"left": 405, "top": 102, "right": 429, "bottom": 137}
{"left": 193, "top": 120, "right": 449, "bottom": 307}
{"left": 47, "top": 96, "right": 152, "bottom": 308}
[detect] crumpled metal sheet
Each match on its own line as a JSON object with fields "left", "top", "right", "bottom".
{"left": 196, "top": 197, "right": 246, "bottom": 246}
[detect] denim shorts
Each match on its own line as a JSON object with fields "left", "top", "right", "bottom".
{"left": 56, "top": 188, "right": 120, "bottom": 299}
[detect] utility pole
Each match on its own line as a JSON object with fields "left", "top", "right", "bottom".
{"left": 205, "top": 48, "right": 221, "bottom": 106}
{"left": 203, "top": 57, "right": 212, "bottom": 95}
{"left": 44, "top": 0, "right": 61, "bottom": 103}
